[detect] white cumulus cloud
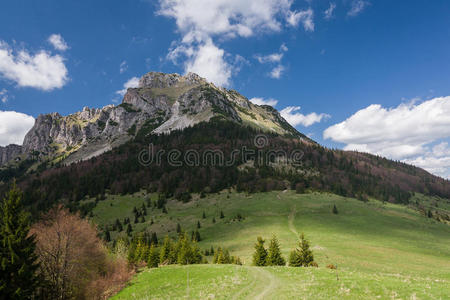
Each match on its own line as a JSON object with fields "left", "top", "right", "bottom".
{"left": 0, "top": 110, "right": 35, "bottom": 146}
{"left": 323, "top": 96, "right": 450, "bottom": 178}
{"left": 116, "top": 76, "right": 140, "bottom": 97}
{"left": 250, "top": 97, "right": 278, "bottom": 107}
{"left": 184, "top": 40, "right": 232, "bottom": 87}
{"left": 158, "top": 0, "right": 313, "bottom": 86}
{"left": 48, "top": 34, "right": 69, "bottom": 51}
{"left": 281, "top": 106, "right": 330, "bottom": 127}
{"left": 0, "top": 41, "right": 68, "bottom": 91}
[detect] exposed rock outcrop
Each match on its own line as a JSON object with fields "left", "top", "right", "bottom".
{"left": 0, "top": 144, "right": 23, "bottom": 165}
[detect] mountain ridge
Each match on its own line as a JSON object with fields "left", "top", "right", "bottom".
{"left": 0, "top": 71, "right": 306, "bottom": 167}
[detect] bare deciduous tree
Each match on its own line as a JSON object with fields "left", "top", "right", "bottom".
{"left": 31, "top": 206, "right": 107, "bottom": 299}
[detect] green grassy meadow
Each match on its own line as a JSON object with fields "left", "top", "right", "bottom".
{"left": 88, "top": 191, "right": 450, "bottom": 299}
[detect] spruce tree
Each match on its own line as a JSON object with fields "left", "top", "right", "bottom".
{"left": 197, "top": 221, "right": 201, "bottom": 229}
{"left": 151, "top": 232, "right": 158, "bottom": 246}
{"left": 177, "top": 234, "right": 192, "bottom": 265}
{"left": 176, "top": 223, "right": 181, "bottom": 234}
{"left": 332, "top": 204, "right": 338, "bottom": 214}
{"left": 252, "top": 237, "right": 268, "bottom": 266}
{"left": 220, "top": 211, "right": 224, "bottom": 219}
{"left": 194, "top": 230, "right": 201, "bottom": 242}
{"left": 115, "top": 218, "right": 123, "bottom": 232}
{"left": 104, "top": 229, "right": 111, "bottom": 242}
{"left": 213, "top": 247, "right": 221, "bottom": 264}
{"left": 0, "top": 183, "right": 40, "bottom": 299}
{"left": 266, "top": 235, "right": 286, "bottom": 266}
{"left": 147, "top": 245, "right": 159, "bottom": 268}
{"left": 159, "top": 236, "right": 172, "bottom": 264}
{"left": 289, "top": 233, "right": 315, "bottom": 267}
{"left": 202, "top": 211, "right": 206, "bottom": 219}
{"left": 126, "top": 223, "right": 133, "bottom": 236}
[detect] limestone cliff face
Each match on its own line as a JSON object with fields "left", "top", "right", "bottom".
{"left": 1, "top": 72, "right": 303, "bottom": 167}
{"left": 0, "top": 144, "right": 23, "bottom": 165}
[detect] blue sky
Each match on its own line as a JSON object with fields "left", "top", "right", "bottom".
{"left": 0, "top": 0, "right": 449, "bottom": 178}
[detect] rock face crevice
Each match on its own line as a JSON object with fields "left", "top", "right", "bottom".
{"left": 1, "top": 72, "right": 304, "bottom": 167}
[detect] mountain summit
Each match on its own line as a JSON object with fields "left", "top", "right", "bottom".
{"left": 0, "top": 72, "right": 305, "bottom": 166}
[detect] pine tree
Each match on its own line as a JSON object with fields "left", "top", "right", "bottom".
{"left": 162, "top": 206, "right": 168, "bottom": 214}
{"left": 150, "top": 218, "right": 154, "bottom": 225}
{"left": 289, "top": 233, "right": 315, "bottom": 267}
{"left": 197, "top": 221, "right": 201, "bottom": 229}
{"left": 0, "top": 183, "right": 40, "bottom": 299}
{"left": 142, "top": 203, "right": 147, "bottom": 216}
{"left": 252, "top": 237, "right": 268, "bottom": 266}
{"left": 220, "top": 211, "right": 225, "bottom": 219}
{"left": 266, "top": 235, "right": 286, "bottom": 266}
{"left": 332, "top": 204, "right": 338, "bottom": 214}
{"left": 134, "top": 213, "right": 139, "bottom": 224}
{"left": 212, "top": 217, "right": 216, "bottom": 223}
{"left": 202, "top": 211, "right": 206, "bottom": 219}
{"left": 176, "top": 223, "right": 182, "bottom": 234}
{"left": 147, "top": 245, "right": 159, "bottom": 268}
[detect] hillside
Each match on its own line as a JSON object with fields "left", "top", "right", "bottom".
{"left": 0, "top": 72, "right": 448, "bottom": 220}
{"left": 97, "top": 190, "right": 450, "bottom": 299}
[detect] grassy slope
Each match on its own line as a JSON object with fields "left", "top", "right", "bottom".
{"left": 90, "top": 191, "right": 450, "bottom": 299}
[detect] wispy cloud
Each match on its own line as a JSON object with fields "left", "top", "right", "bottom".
{"left": 120, "top": 61, "right": 128, "bottom": 74}
{"left": 48, "top": 34, "right": 69, "bottom": 51}
{"left": 348, "top": 0, "right": 370, "bottom": 17}
{"left": 116, "top": 76, "right": 140, "bottom": 97}
{"left": 250, "top": 97, "right": 278, "bottom": 107}
{"left": 286, "top": 8, "right": 314, "bottom": 31}
{"left": 324, "top": 3, "right": 336, "bottom": 20}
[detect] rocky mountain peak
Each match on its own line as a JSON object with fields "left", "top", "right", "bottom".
{"left": 0, "top": 71, "right": 304, "bottom": 167}
{"left": 138, "top": 72, "right": 208, "bottom": 89}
